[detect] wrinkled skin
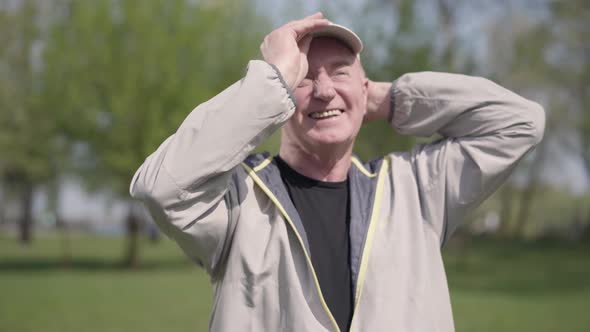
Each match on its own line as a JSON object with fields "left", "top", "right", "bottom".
{"left": 262, "top": 13, "right": 388, "bottom": 181}
{"left": 285, "top": 37, "right": 368, "bottom": 151}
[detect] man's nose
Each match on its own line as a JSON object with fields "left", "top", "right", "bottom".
{"left": 313, "top": 74, "right": 336, "bottom": 101}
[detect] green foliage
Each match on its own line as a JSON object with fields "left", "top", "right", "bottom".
{"left": 0, "top": 0, "right": 64, "bottom": 184}
{"left": 490, "top": 0, "right": 590, "bottom": 231}
{"left": 43, "top": 0, "right": 269, "bottom": 196}
{"left": 549, "top": 0, "right": 590, "bottom": 172}
{"left": 352, "top": 0, "right": 451, "bottom": 160}
{"left": 472, "top": 184, "right": 590, "bottom": 238}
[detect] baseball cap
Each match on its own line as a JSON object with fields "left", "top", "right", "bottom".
{"left": 308, "top": 23, "right": 363, "bottom": 54}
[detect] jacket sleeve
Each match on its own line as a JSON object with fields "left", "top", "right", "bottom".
{"left": 389, "top": 72, "right": 545, "bottom": 246}
{"left": 129, "top": 60, "right": 296, "bottom": 273}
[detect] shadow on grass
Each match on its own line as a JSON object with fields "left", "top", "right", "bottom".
{"left": 0, "top": 258, "right": 194, "bottom": 273}
{"left": 444, "top": 237, "right": 590, "bottom": 296}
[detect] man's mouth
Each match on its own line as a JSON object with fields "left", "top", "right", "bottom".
{"left": 308, "top": 109, "right": 344, "bottom": 120}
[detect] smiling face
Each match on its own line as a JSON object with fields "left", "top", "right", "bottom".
{"left": 282, "top": 37, "right": 368, "bottom": 154}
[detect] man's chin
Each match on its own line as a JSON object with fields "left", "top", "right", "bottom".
{"left": 305, "top": 134, "right": 353, "bottom": 149}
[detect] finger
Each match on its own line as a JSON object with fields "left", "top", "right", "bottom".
{"left": 303, "top": 12, "right": 324, "bottom": 20}
{"left": 284, "top": 12, "right": 324, "bottom": 28}
{"left": 284, "top": 12, "right": 327, "bottom": 30}
{"left": 290, "top": 18, "right": 330, "bottom": 39}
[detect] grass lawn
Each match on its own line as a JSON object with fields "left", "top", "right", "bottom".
{"left": 444, "top": 239, "right": 590, "bottom": 331}
{"left": 0, "top": 233, "right": 588, "bottom": 332}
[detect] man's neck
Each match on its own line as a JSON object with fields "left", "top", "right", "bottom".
{"left": 278, "top": 142, "right": 353, "bottom": 182}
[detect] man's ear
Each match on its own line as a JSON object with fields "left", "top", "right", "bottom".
{"left": 362, "top": 77, "right": 369, "bottom": 114}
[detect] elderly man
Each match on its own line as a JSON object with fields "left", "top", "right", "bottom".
{"left": 130, "top": 13, "right": 544, "bottom": 332}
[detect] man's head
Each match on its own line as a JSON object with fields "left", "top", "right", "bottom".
{"left": 281, "top": 24, "right": 368, "bottom": 156}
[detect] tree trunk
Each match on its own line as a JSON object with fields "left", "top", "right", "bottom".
{"left": 0, "top": 184, "right": 5, "bottom": 225}
{"left": 146, "top": 221, "right": 161, "bottom": 244}
{"left": 437, "top": 0, "right": 458, "bottom": 71}
{"left": 513, "top": 142, "right": 547, "bottom": 237}
{"left": 50, "top": 178, "right": 71, "bottom": 267}
{"left": 583, "top": 155, "right": 590, "bottom": 242}
{"left": 123, "top": 205, "right": 141, "bottom": 268}
{"left": 56, "top": 215, "right": 71, "bottom": 267}
{"left": 19, "top": 180, "right": 34, "bottom": 245}
{"left": 498, "top": 185, "right": 515, "bottom": 237}
{"left": 513, "top": 182, "right": 538, "bottom": 237}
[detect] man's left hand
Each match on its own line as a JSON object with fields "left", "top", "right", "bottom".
{"left": 364, "top": 80, "right": 392, "bottom": 122}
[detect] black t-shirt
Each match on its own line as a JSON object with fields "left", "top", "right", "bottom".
{"left": 276, "top": 156, "right": 352, "bottom": 332}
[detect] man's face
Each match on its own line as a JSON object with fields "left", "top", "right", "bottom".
{"left": 283, "top": 37, "right": 368, "bottom": 151}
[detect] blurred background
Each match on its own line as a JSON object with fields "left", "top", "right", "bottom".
{"left": 0, "top": 0, "right": 588, "bottom": 331}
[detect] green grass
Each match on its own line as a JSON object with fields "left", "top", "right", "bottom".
{"left": 1, "top": 233, "right": 589, "bottom": 332}
{"left": 444, "top": 239, "right": 590, "bottom": 331}
{"left": 0, "top": 233, "right": 212, "bottom": 332}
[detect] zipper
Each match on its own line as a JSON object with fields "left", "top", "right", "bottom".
{"left": 242, "top": 162, "right": 342, "bottom": 332}
{"left": 348, "top": 157, "right": 389, "bottom": 331}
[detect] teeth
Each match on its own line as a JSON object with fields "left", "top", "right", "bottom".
{"left": 309, "top": 109, "right": 343, "bottom": 119}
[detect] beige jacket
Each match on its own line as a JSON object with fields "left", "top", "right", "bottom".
{"left": 130, "top": 60, "right": 545, "bottom": 332}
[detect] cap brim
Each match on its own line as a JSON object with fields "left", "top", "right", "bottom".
{"left": 309, "top": 23, "right": 363, "bottom": 54}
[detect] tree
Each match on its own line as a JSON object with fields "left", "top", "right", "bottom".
{"left": 0, "top": 0, "right": 66, "bottom": 244}
{"left": 481, "top": 0, "right": 590, "bottom": 236}
{"left": 43, "top": 0, "right": 270, "bottom": 266}
{"left": 345, "top": 0, "right": 437, "bottom": 159}
{"left": 551, "top": 0, "right": 590, "bottom": 226}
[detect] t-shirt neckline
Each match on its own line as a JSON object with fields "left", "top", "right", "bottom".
{"left": 275, "top": 156, "right": 348, "bottom": 189}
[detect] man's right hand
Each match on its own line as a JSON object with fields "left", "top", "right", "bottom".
{"left": 260, "top": 13, "right": 330, "bottom": 90}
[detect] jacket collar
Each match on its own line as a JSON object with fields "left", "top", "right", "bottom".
{"left": 241, "top": 152, "right": 383, "bottom": 294}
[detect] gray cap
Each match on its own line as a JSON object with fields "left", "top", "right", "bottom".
{"left": 308, "top": 23, "right": 363, "bottom": 54}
